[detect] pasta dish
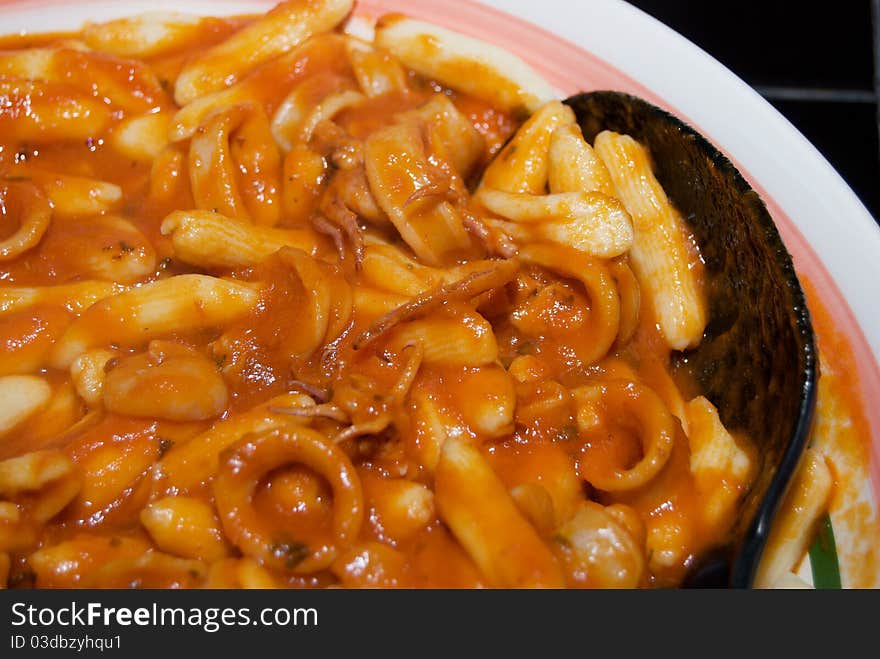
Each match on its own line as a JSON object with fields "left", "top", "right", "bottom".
{"left": 0, "top": 0, "right": 821, "bottom": 588}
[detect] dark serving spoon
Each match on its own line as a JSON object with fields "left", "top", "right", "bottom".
{"left": 563, "top": 91, "right": 818, "bottom": 588}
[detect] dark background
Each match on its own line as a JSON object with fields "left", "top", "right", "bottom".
{"left": 625, "top": 0, "right": 880, "bottom": 224}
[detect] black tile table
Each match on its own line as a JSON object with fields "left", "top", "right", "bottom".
{"left": 625, "top": 0, "right": 880, "bottom": 223}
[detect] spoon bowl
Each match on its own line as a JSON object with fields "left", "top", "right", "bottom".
{"left": 563, "top": 91, "right": 818, "bottom": 587}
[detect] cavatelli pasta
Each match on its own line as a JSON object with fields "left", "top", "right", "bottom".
{"left": 0, "top": 0, "right": 778, "bottom": 592}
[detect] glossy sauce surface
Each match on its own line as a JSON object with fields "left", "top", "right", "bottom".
{"left": 0, "top": 7, "right": 751, "bottom": 589}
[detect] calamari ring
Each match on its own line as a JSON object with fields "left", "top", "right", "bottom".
{"left": 0, "top": 181, "right": 51, "bottom": 261}
{"left": 189, "top": 102, "right": 281, "bottom": 226}
{"left": 517, "top": 244, "right": 620, "bottom": 366}
{"left": 213, "top": 426, "right": 363, "bottom": 574}
{"left": 607, "top": 257, "right": 640, "bottom": 347}
{"left": 573, "top": 379, "right": 675, "bottom": 492}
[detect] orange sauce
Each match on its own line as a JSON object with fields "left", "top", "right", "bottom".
{"left": 0, "top": 10, "right": 755, "bottom": 589}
